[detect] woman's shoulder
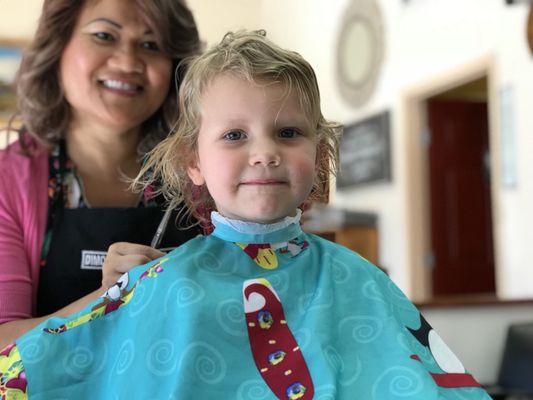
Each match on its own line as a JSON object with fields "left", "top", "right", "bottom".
{"left": 0, "top": 138, "right": 48, "bottom": 178}
{"left": 0, "top": 139, "right": 49, "bottom": 205}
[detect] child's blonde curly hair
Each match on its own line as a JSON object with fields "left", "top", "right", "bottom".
{"left": 135, "top": 30, "right": 342, "bottom": 227}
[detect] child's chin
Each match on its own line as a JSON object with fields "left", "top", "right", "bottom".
{"left": 235, "top": 216, "right": 283, "bottom": 224}
{"left": 219, "top": 207, "right": 298, "bottom": 224}
{"left": 252, "top": 217, "right": 286, "bottom": 224}
{"left": 242, "top": 211, "right": 297, "bottom": 224}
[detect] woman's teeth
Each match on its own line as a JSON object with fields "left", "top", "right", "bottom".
{"left": 102, "top": 80, "right": 139, "bottom": 91}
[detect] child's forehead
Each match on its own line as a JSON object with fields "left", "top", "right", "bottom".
{"left": 198, "top": 75, "right": 306, "bottom": 120}
{"left": 199, "top": 72, "right": 308, "bottom": 113}
{"left": 203, "top": 72, "right": 286, "bottom": 94}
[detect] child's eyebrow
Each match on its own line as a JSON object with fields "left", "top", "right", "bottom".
{"left": 217, "top": 118, "right": 248, "bottom": 127}
{"left": 274, "top": 116, "right": 310, "bottom": 128}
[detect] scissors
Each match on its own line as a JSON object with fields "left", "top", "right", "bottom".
{"left": 150, "top": 207, "right": 173, "bottom": 249}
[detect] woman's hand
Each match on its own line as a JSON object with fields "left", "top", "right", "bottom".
{"left": 102, "top": 242, "right": 165, "bottom": 289}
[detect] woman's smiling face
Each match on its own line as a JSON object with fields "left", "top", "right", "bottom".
{"left": 187, "top": 73, "right": 318, "bottom": 224}
{"left": 59, "top": 0, "right": 172, "bottom": 132}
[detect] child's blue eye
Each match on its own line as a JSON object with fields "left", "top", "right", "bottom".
{"left": 279, "top": 128, "right": 299, "bottom": 139}
{"left": 141, "top": 41, "right": 160, "bottom": 51}
{"left": 223, "top": 131, "right": 246, "bottom": 141}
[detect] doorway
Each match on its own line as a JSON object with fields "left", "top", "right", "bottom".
{"left": 403, "top": 59, "right": 498, "bottom": 301}
{"left": 426, "top": 79, "right": 495, "bottom": 296}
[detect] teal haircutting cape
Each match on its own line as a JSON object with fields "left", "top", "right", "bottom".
{"left": 0, "top": 214, "right": 490, "bottom": 399}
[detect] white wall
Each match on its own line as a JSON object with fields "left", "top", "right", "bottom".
{"left": 0, "top": 1, "right": 41, "bottom": 39}
{"left": 1, "top": 0, "right": 532, "bottom": 299}
{"left": 188, "top": 0, "right": 261, "bottom": 46}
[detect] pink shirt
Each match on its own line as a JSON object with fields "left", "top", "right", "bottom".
{"left": 0, "top": 140, "right": 48, "bottom": 323}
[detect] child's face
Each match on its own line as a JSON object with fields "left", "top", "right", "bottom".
{"left": 187, "top": 73, "right": 317, "bottom": 223}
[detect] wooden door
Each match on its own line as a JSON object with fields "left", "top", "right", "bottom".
{"left": 427, "top": 100, "right": 495, "bottom": 296}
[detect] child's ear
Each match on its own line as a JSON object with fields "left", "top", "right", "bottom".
{"left": 186, "top": 157, "right": 206, "bottom": 186}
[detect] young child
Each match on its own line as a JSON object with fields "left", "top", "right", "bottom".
{"left": 0, "top": 31, "right": 490, "bottom": 400}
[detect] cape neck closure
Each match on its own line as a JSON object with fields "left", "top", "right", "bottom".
{"left": 211, "top": 210, "right": 303, "bottom": 244}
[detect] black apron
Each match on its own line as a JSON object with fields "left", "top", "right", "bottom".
{"left": 36, "top": 145, "right": 198, "bottom": 317}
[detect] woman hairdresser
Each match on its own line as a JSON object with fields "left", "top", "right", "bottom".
{"left": 0, "top": 0, "right": 201, "bottom": 347}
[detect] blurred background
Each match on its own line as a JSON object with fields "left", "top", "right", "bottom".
{"left": 1, "top": 0, "right": 533, "bottom": 390}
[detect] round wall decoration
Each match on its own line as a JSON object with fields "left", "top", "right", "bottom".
{"left": 336, "top": 0, "right": 385, "bottom": 107}
{"left": 527, "top": 3, "right": 533, "bottom": 55}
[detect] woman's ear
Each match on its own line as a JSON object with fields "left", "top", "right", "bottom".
{"left": 186, "top": 157, "right": 205, "bottom": 186}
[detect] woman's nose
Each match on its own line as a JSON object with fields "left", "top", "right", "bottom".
{"left": 107, "top": 44, "right": 145, "bottom": 74}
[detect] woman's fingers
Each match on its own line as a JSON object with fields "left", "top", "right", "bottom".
{"left": 102, "top": 243, "right": 166, "bottom": 289}
{"left": 107, "top": 242, "right": 166, "bottom": 259}
{"left": 112, "top": 254, "right": 152, "bottom": 273}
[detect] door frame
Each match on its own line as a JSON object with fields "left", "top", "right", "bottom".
{"left": 402, "top": 56, "right": 501, "bottom": 301}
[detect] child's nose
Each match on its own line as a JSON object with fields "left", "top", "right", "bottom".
{"left": 249, "top": 138, "right": 281, "bottom": 167}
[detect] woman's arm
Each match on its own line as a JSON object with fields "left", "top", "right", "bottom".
{"left": 0, "top": 149, "right": 87, "bottom": 348}
{"left": 0, "top": 286, "right": 106, "bottom": 349}
{"left": 0, "top": 155, "right": 39, "bottom": 346}
{"left": 0, "top": 143, "right": 49, "bottom": 326}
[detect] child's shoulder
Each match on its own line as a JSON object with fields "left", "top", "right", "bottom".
{"left": 305, "top": 232, "right": 380, "bottom": 270}
{"left": 303, "top": 232, "right": 389, "bottom": 288}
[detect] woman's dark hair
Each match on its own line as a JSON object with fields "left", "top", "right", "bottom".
{"left": 14, "top": 0, "right": 201, "bottom": 154}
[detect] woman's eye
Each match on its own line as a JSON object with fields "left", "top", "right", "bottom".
{"left": 93, "top": 32, "right": 114, "bottom": 42}
{"left": 141, "top": 41, "right": 160, "bottom": 51}
{"left": 279, "top": 128, "right": 299, "bottom": 139}
{"left": 223, "top": 131, "right": 246, "bottom": 141}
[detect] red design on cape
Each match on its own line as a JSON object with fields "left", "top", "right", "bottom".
{"left": 243, "top": 280, "right": 314, "bottom": 399}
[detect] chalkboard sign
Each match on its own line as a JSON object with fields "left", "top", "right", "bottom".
{"left": 337, "top": 111, "right": 391, "bottom": 188}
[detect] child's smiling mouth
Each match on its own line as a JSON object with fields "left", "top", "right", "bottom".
{"left": 240, "top": 179, "right": 288, "bottom": 186}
